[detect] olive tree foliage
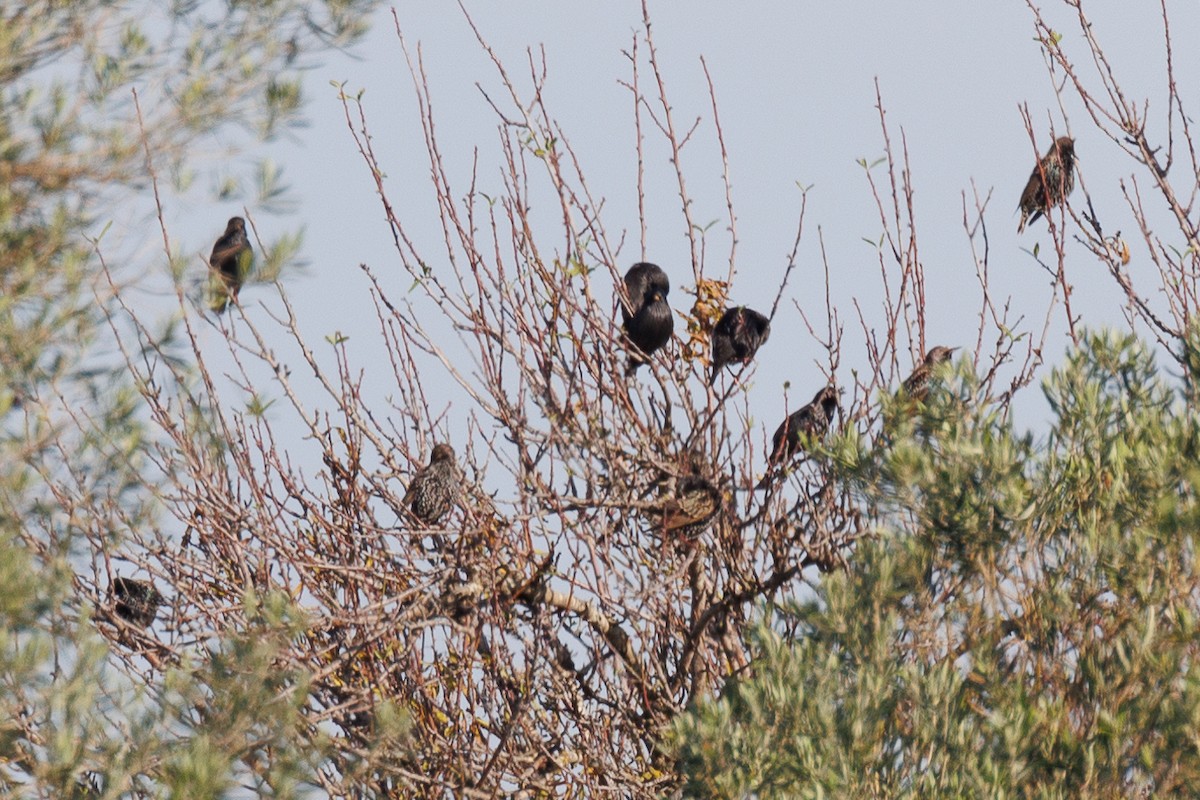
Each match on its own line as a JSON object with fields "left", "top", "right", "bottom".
{"left": 0, "top": 2, "right": 378, "bottom": 797}
{"left": 671, "top": 330, "right": 1200, "bottom": 798}
{"left": 669, "top": 1, "right": 1200, "bottom": 797}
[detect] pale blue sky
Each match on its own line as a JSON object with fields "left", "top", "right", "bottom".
{"left": 160, "top": 2, "right": 1200, "bottom": 450}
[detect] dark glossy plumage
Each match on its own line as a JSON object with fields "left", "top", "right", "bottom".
{"left": 901, "top": 345, "right": 957, "bottom": 403}
{"left": 710, "top": 306, "right": 771, "bottom": 381}
{"left": 403, "top": 443, "right": 461, "bottom": 525}
{"left": 621, "top": 262, "right": 673, "bottom": 373}
{"left": 208, "top": 216, "right": 252, "bottom": 314}
{"left": 660, "top": 474, "right": 722, "bottom": 542}
{"left": 111, "top": 577, "right": 163, "bottom": 629}
{"left": 769, "top": 385, "right": 840, "bottom": 465}
{"left": 1018, "top": 136, "right": 1076, "bottom": 233}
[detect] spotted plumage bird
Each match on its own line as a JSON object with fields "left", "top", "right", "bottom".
{"left": 710, "top": 306, "right": 771, "bottom": 382}
{"left": 403, "top": 443, "right": 461, "bottom": 525}
{"left": 901, "top": 345, "right": 958, "bottom": 403}
{"left": 1017, "top": 136, "right": 1076, "bottom": 233}
{"left": 207, "top": 216, "right": 253, "bottom": 314}
{"left": 659, "top": 473, "right": 722, "bottom": 543}
{"left": 621, "top": 262, "right": 673, "bottom": 374}
{"left": 111, "top": 577, "right": 163, "bottom": 629}
{"left": 769, "top": 385, "right": 840, "bottom": 465}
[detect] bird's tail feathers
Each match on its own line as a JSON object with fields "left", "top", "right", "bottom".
{"left": 207, "top": 273, "right": 235, "bottom": 314}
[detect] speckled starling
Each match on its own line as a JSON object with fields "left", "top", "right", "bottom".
{"left": 710, "top": 306, "right": 771, "bottom": 382}
{"left": 208, "top": 216, "right": 253, "bottom": 314}
{"left": 659, "top": 473, "right": 722, "bottom": 542}
{"left": 111, "top": 576, "right": 163, "bottom": 629}
{"left": 403, "top": 443, "right": 461, "bottom": 525}
{"left": 621, "top": 262, "right": 673, "bottom": 374}
{"left": 1018, "top": 136, "right": 1076, "bottom": 233}
{"left": 901, "top": 345, "right": 957, "bottom": 403}
{"left": 769, "top": 385, "right": 840, "bottom": 465}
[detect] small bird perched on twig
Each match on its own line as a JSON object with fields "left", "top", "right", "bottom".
{"left": 710, "top": 306, "right": 771, "bottom": 383}
{"left": 901, "top": 345, "right": 958, "bottom": 404}
{"left": 620, "top": 262, "right": 673, "bottom": 374}
{"left": 111, "top": 576, "right": 163, "bottom": 629}
{"left": 1017, "top": 136, "right": 1076, "bottom": 233}
{"left": 658, "top": 473, "right": 722, "bottom": 544}
{"left": 403, "top": 443, "right": 462, "bottom": 525}
{"left": 208, "top": 216, "right": 253, "bottom": 314}
{"left": 768, "top": 385, "right": 840, "bottom": 466}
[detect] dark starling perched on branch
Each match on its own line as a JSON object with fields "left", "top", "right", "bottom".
{"left": 1017, "top": 136, "right": 1076, "bottom": 233}
{"left": 111, "top": 577, "right": 163, "bottom": 629}
{"left": 901, "top": 345, "right": 958, "bottom": 403}
{"left": 659, "top": 474, "right": 722, "bottom": 543}
{"left": 620, "top": 262, "right": 673, "bottom": 374}
{"left": 769, "top": 385, "right": 840, "bottom": 465}
{"left": 710, "top": 306, "right": 771, "bottom": 382}
{"left": 208, "top": 216, "right": 253, "bottom": 314}
{"left": 403, "top": 443, "right": 461, "bottom": 525}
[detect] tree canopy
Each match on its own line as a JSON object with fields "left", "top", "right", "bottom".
{"left": 3, "top": 1, "right": 1200, "bottom": 798}
{"left": 0, "top": 2, "right": 379, "bottom": 796}
{"left": 671, "top": 330, "right": 1200, "bottom": 798}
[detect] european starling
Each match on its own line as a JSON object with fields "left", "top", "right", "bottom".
{"left": 621, "top": 262, "right": 673, "bottom": 374}
{"left": 208, "top": 216, "right": 253, "bottom": 314}
{"left": 710, "top": 306, "right": 771, "bottom": 382}
{"left": 1017, "top": 136, "right": 1076, "bottom": 233}
{"left": 901, "top": 345, "right": 958, "bottom": 403}
{"left": 769, "top": 385, "right": 840, "bottom": 465}
{"left": 659, "top": 474, "right": 722, "bottom": 543}
{"left": 111, "top": 576, "right": 163, "bottom": 629}
{"left": 403, "top": 443, "right": 461, "bottom": 525}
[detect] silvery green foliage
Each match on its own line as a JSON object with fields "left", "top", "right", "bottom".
{"left": 671, "top": 331, "right": 1200, "bottom": 799}
{"left": 0, "top": 2, "right": 385, "bottom": 796}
